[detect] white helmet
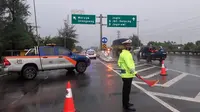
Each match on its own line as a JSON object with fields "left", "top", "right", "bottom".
{"left": 122, "top": 39, "right": 132, "bottom": 44}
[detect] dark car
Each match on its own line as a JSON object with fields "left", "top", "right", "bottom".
{"left": 137, "top": 46, "right": 167, "bottom": 63}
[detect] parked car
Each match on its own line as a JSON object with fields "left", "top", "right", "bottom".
{"left": 1, "top": 45, "right": 91, "bottom": 80}
{"left": 137, "top": 46, "right": 167, "bottom": 63}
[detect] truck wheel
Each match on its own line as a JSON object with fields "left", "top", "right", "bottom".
{"left": 22, "top": 66, "right": 38, "bottom": 80}
{"left": 76, "top": 62, "right": 87, "bottom": 73}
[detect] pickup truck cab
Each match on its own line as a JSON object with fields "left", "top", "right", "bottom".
{"left": 2, "top": 45, "right": 91, "bottom": 80}
{"left": 137, "top": 46, "right": 167, "bottom": 63}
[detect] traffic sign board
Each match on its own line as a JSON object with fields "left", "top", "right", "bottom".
{"left": 107, "top": 15, "right": 137, "bottom": 27}
{"left": 71, "top": 14, "right": 96, "bottom": 24}
{"left": 102, "top": 37, "right": 108, "bottom": 43}
{"left": 102, "top": 44, "right": 107, "bottom": 49}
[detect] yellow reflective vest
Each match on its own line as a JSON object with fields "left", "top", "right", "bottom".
{"left": 118, "top": 49, "right": 137, "bottom": 78}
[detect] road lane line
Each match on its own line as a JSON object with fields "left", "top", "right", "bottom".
{"left": 152, "top": 65, "right": 200, "bottom": 78}
{"left": 142, "top": 71, "right": 160, "bottom": 78}
{"left": 0, "top": 74, "right": 8, "bottom": 78}
{"left": 133, "top": 81, "right": 164, "bottom": 87}
{"left": 99, "top": 59, "right": 180, "bottom": 112}
{"left": 165, "top": 60, "right": 200, "bottom": 68}
{"left": 150, "top": 91, "right": 200, "bottom": 103}
{"left": 162, "top": 73, "right": 187, "bottom": 87}
{"left": 195, "top": 92, "right": 200, "bottom": 100}
{"left": 135, "top": 63, "right": 148, "bottom": 67}
{"left": 137, "top": 66, "right": 155, "bottom": 73}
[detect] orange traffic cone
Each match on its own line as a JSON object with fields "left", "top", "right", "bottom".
{"left": 63, "top": 81, "right": 76, "bottom": 112}
{"left": 160, "top": 60, "right": 167, "bottom": 76}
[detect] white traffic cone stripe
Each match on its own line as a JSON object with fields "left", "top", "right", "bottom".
{"left": 66, "top": 88, "right": 73, "bottom": 98}
{"left": 162, "top": 63, "right": 165, "bottom": 68}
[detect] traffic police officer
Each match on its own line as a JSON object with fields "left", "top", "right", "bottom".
{"left": 118, "top": 39, "right": 137, "bottom": 111}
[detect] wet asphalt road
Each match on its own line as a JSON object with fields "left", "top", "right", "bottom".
{"left": 0, "top": 55, "right": 200, "bottom": 112}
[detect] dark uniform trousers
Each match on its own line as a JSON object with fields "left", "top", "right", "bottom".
{"left": 122, "top": 78, "right": 133, "bottom": 107}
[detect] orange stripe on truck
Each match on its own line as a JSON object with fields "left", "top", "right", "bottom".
{"left": 4, "top": 55, "right": 77, "bottom": 65}
{"left": 63, "top": 56, "right": 77, "bottom": 65}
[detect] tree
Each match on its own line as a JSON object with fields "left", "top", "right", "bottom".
{"left": 75, "top": 46, "right": 83, "bottom": 52}
{"left": 57, "top": 20, "right": 78, "bottom": 50}
{"left": 129, "top": 34, "right": 142, "bottom": 48}
{"left": 183, "top": 42, "right": 195, "bottom": 50}
{"left": 195, "top": 40, "right": 200, "bottom": 46}
{"left": 1, "top": 0, "right": 35, "bottom": 51}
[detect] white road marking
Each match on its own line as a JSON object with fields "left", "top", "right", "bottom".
{"left": 135, "top": 63, "right": 148, "bottom": 67}
{"left": 99, "top": 59, "right": 180, "bottom": 112}
{"left": 195, "top": 92, "right": 200, "bottom": 100}
{"left": 133, "top": 81, "right": 164, "bottom": 87}
{"left": 150, "top": 91, "right": 200, "bottom": 103}
{"left": 152, "top": 65, "right": 200, "bottom": 78}
{"left": 0, "top": 74, "right": 8, "bottom": 78}
{"left": 137, "top": 66, "right": 156, "bottom": 73}
{"left": 165, "top": 60, "right": 200, "bottom": 68}
{"left": 162, "top": 73, "right": 187, "bottom": 87}
{"left": 142, "top": 71, "right": 160, "bottom": 78}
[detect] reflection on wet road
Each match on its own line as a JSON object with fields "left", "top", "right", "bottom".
{"left": 0, "top": 56, "right": 200, "bottom": 112}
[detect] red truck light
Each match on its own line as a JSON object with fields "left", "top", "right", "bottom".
{"left": 3, "top": 58, "right": 11, "bottom": 66}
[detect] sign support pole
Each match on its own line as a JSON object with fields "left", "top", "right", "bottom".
{"left": 100, "top": 14, "right": 103, "bottom": 50}
{"left": 97, "top": 14, "right": 107, "bottom": 50}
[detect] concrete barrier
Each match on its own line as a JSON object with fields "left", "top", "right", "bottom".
{"left": 98, "top": 51, "right": 115, "bottom": 62}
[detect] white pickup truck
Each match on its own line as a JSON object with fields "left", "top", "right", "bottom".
{"left": 1, "top": 45, "right": 91, "bottom": 80}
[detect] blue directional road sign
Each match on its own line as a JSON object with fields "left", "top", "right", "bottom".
{"left": 102, "top": 37, "right": 108, "bottom": 43}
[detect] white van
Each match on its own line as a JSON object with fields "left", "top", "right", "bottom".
{"left": 86, "top": 49, "right": 96, "bottom": 59}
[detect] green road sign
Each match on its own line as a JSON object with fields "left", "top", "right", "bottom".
{"left": 107, "top": 15, "right": 137, "bottom": 27}
{"left": 71, "top": 14, "right": 96, "bottom": 24}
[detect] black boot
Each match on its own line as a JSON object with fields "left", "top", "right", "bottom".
{"left": 123, "top": 106, "right": 136, "bottom": 111}
{"left": 128, "top": 103, "right": 134, "bottom": 107}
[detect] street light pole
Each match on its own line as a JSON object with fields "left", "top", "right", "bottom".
{"left": 137, "top": 21, "right": 140, "bottom": 47}
{"left": 33, "top": 0, "right": 39, "bottom": 46}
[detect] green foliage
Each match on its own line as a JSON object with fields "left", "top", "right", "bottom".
{"left": 0, "top": 0, "right": 79, "bottom": 57}
{"left": 129, "top": 34, "right": 142, "bottom": 48}
{"left": 183, "top": 42, "right": 195, "bottom": 50}
{"left": 0, "top": 0, "right": 35, "bottom": 54}
{"left": 147, "top": 41, "right": 177, "bottom": 50}
{"left": 57, "top": 21, "right": 78, "bottom": 50}
{"left": 75, "top": 46, "right": 83, "bottom": 52}
{"left": 147, "top": 40, "right": 200, "bottom": 51}
{"left": 39, "top": 21, "right": 79, "bottom": 50}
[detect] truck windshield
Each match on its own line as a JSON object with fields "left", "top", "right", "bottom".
{"left": 86, "top": 50, "right": 95, "bottom": 55}
{"left": 25, "top": 48, "right": 36, "bottom": 56}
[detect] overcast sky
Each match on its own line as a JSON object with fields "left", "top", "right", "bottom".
{"left": 27, "top": 0, "right": 200, "bottom": 48}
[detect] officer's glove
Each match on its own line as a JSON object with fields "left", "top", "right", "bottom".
{"left": 130, "top": 68, "right": 135, "bottom": 74}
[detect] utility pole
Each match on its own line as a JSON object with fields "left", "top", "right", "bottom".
{"left": 137, "top": 21, "right": 140, "bottom": 47}
{"left": 33, "top": 0, "right": 39, "bottom": 46}
{"left": 97, "top": 14, "right": 106, "bottom": 50}
{"left": 117, "top": 30, "right": 121, "bottom": 39}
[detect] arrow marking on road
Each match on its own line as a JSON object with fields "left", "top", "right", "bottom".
{"left": 162, "top": 73, "right": 187, "bottom": 87}
{"left": 150, "top": 91, "right": 200, "bottom": 103}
